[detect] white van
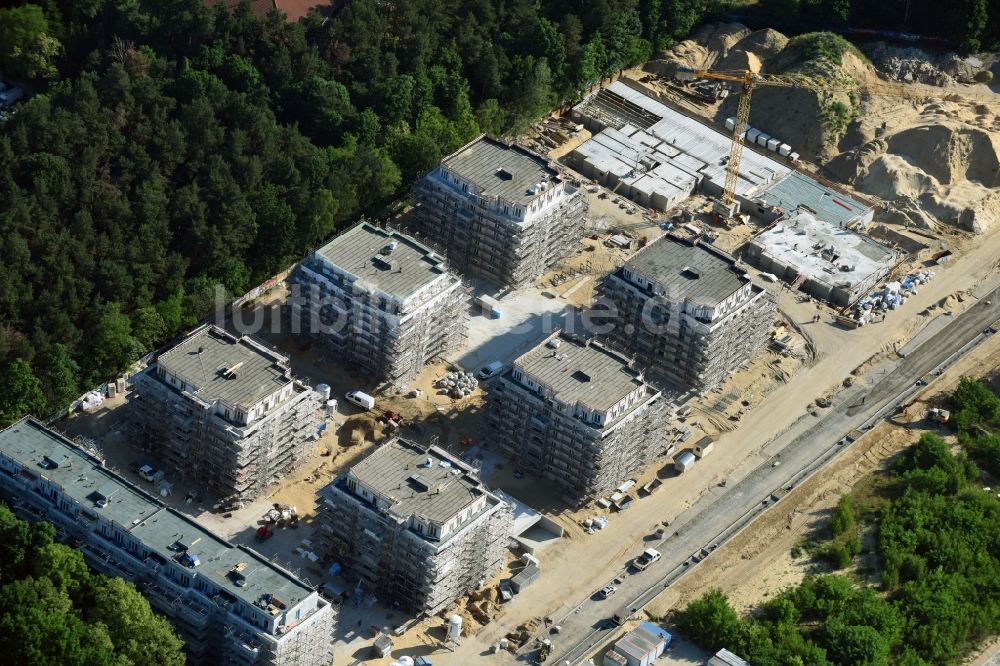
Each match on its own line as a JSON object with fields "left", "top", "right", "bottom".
{"left": 344, "top": 390, "right": 375, "bottom": 410}
{"left": 477, "top": 361, "right": 504, "bottom": 379}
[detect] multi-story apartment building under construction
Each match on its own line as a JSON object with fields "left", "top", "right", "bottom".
{"left": 411, "top": 135, "right": 587, "bottom": 287}
{"left": 482, "top": 331, "right": 670, "bottom": 504}
{"left": 128, "top": 324, "right": 323, "bottom": 505}
{"left": 316, "top": 438, "right": 513, "bottom": 614}
{"left": 599, "top": 234, "right": 777, "bottom": 393}
{"left": 0, "top": 417, "right": 335, "bottom": 666}
{"left": 286, "top": 222, "right": 469, "bottom": 389}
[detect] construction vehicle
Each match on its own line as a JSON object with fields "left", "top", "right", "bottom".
{"left": 929, "top": 407, "right": 951, "bottom": 423}
{"left": 256, "top": 520, "right": 274, "bottom": 541}
{"left": 675, "top": 67, "right": 993, "bottom": 218}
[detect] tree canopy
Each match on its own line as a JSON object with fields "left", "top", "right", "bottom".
{"left": 0, "top": 503, "right": 185, "bottom": 665}
{"left": 677, "top": 381, "right": 1000, "bottom": 664}
{"left": 0, "top": 0, "right": 718, "bottom": 428}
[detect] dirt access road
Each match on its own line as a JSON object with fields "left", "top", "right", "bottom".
{"left": 429, "top": 226, "right": 1000, "bottom": 665}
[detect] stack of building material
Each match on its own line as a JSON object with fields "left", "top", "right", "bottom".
{"left": 437, "top": 371, "right": 478, "bottom": 398}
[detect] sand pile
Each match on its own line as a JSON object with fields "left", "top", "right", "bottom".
{"left": 651, "top": 22, "right": 751, "bottom": 72}
{"left": 644, "top": 21, "right": 1000, "bottom": 233}
{"left": 828, "top": 107, "right": 1000, "bottom": 232}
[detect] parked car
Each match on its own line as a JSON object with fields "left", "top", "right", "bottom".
{"left": 137, "top": 464, "right": 157, "bottom": 482}
{"left": 599, "top": 585, "right": 617, "bottom": 599}
{"left": 477, "top": 361, "right": 504, "bottom": 380}
{"left": 632, "top": 548, "right": 661, "bottom": 571}
{"left": 344, "top": 390, "right": 375, "bottom": 410}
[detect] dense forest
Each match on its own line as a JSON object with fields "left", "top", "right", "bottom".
{"left": 1, "top": 0, "right": 998, "bottom": 428}
{"left": 746, "top": 0, "right": 1000, "bottom": 52}
{"left": 0, "top": 502, "right": 185, "bottom": 664}
{"left": 676, "top": 378, "right": 1000, "bottom": 665}
{"left": 0, "top": 0, "right": 719, "bottom": 427}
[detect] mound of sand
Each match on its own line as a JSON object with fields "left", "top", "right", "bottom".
{"left": 827, "top": 113, "right": 1000, "bottom": 232}
{"left": 652, "top": 22, "right": 752, "bottom": 71}
{"left": 644, "top": 21, "right": 1000, "bottom": 233}
{"left": 716, "top": 48, "right": 763, "bottom": 74}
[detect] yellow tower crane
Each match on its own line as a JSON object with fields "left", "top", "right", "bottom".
{"left": 675, "top": 67, "right": 992, "bottom": 212}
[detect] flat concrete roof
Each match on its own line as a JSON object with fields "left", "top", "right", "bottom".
{"left": 156, "top": 325, "right": 290, "bottom": 409}
{"left": 442, "top": 136, "right": 559, "bottom": 204}
{"left": 751, "top": 212, "right": 897, "bottom": 288}
{"left": 710, "top": 649, "right": 751, "bottom": 666}
{"left": 314, "top": 222, "right": 449, "bottom": 300}
{"left": 0, "top": 418, "right": 315, "bottom": 610}
{"left": 624, "top": 235, "right": 748, "bottom": 305}
{"left": 516, "top": 335, "right": 644, "bottom": 413}
{"left": 757, "top": 171, "right": 873, "bottom": 227}
{"left": 349, "top": 439, "right": 487, "bottom": 523}
{"left": 573, "top": 81, "right": 790, "bottom": 199}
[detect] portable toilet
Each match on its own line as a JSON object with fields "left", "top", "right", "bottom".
{"left": 694, "top": 436, "right": 715, "bottom": 458}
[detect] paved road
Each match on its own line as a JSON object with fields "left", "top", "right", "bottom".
{"left": 518, "top": 289, "right": 1000, "bottom": 666}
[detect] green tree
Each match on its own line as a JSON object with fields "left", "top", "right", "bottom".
{"left": 87, "top": 577, "right": 186, "bottom": 666}
{"left": 37, "top": 344, "right": 80, "bottom": 412}
{"left": 536, "top": 17, "right": 568, "bottom": 89}
{"left": 86, "top": 303, "right": 142, "bottom": 383}
{"left": 476, "top": 98, "right": 507, "bottom": 136}
{"left": 577, "top": 33, "right": 608, "bottom": 89}
{"left": 677, "top": 588, "right": 742, "bottom": 650}
{"left": 130, "top": 307, "right": 168, "bottom": 352}
{"left": 829, "top": 494, "right": 855, "bottom": 536}
{"left": 950, "top": 0, "right": 990, "bottom": 53}
{"left": 0, "top": 358, "right": 48, "bottom": 427}
{"left": 820, "top": 620, "right": 891, "bottom": 665}
{"left": 0, "top": 5, "right": 62, "bottom": 80}
{"left": 0, "top": 505, "right": 185, "bottom": 665}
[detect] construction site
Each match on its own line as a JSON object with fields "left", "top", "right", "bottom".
{"left": 599, "top": 234, "right": 778, "bottom": 392}
{"left": 29, "top": 19, "right": 1000, "bottom": 666}
{"left": 286, "top": 222, "right": 470, "bottom": 390}
{"left": 482, "top": 330, "right": 671, "bottom": 504}
{"left": 315, "top": 438, "right": 514, "bottom": 615}
{"left": 411, "top": 135, "right": 588, "bottom": 288}
{"left": 746, "top": 210, "right": 900, "bottom": 306}
{"left": 0, "top": 417, "right": 336, "bottom": 666}
{"left": 127, "top": 324, "right": 325, "bottom": 506}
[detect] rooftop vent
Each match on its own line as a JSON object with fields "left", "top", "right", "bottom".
{"left": 372, "top": 255, "right": 393, "bottom": 270}
{"left": 407, "top": 474, "right": 428, "bottom": 492}
{"left": 41, "top": 454, "right": 69, "bottom": 470}
{"left": 680, "top": 266, "right": 700, "bottom": 280}
{"left": 222, "top": 362, "right": 244, "bottom": 379}
{"left": 380, "top": 241, "right": 398, "bottom": 256}
{"left": 571, "top": 370, "right": 592, "bottom": 383}
{"left": 495, "top": 168, "right": 513, "bottom": 181}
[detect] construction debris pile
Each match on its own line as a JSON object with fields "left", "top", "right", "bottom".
{"left": 525, "top": 116, "right": 586, "bottom": 154}
{"left": 437, "top": 370, "right": 479, "bottom": 398}
{"left": 581, "top": 515, "right": 609, "bottom": 535}
{"left": 504, "top": 618, "right": 542, "bottom": 650}
{"left": 847, "top": 271, "right": 935, "bottom": 325}
{"left": 863, "top": 42, "right": 990, "bottom": 86}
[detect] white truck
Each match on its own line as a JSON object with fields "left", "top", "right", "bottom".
{"left": 632, "top": 548, "right": 661, "bottom": 571}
